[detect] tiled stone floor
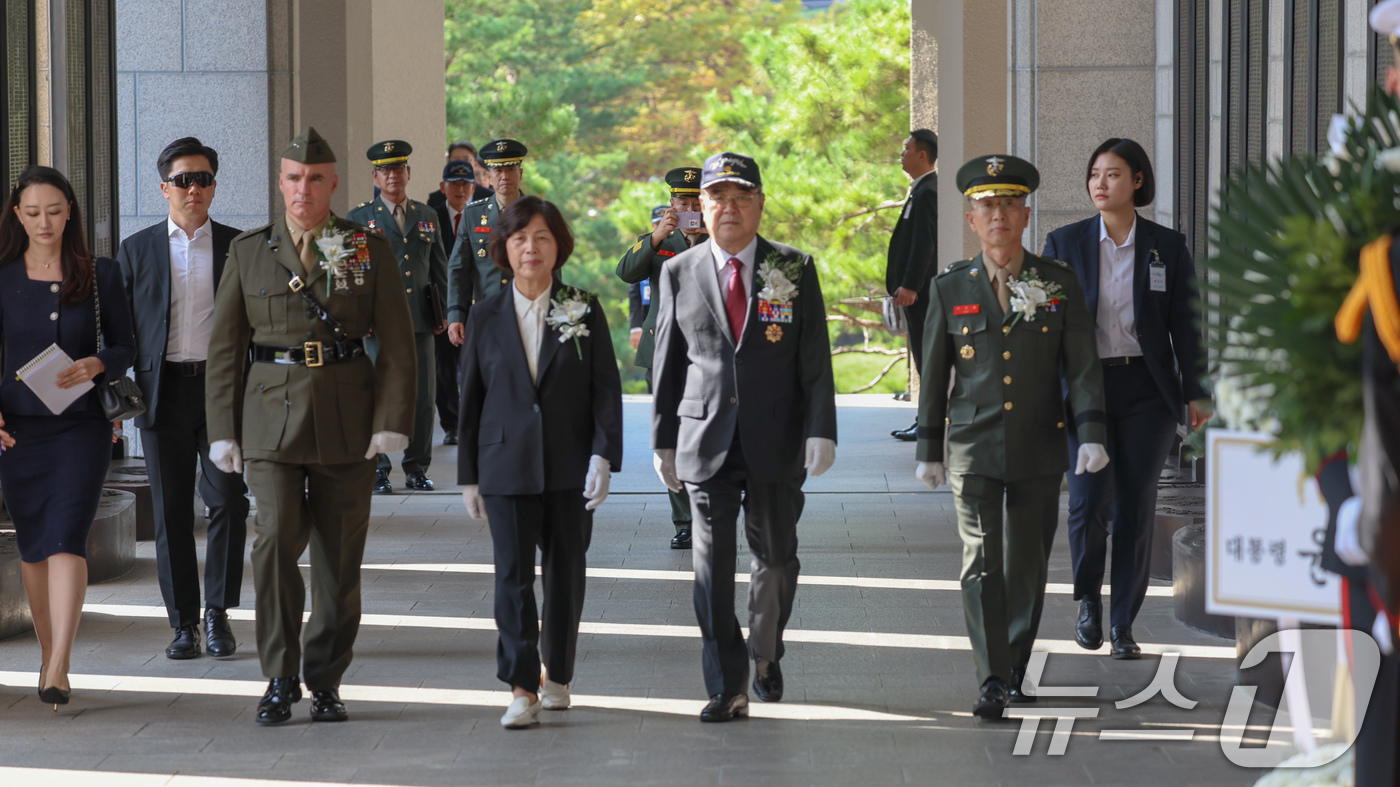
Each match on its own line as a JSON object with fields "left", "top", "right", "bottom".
{"left": 0, "top": 396, "right": 1270, "bottom": 785}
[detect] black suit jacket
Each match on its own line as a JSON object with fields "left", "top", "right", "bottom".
{"left": 886, "top": 172, "right": 937, "bottom": 295}
{"left": 1043, "top": 214, "right": 1208, "bottom": 424}
{"left": 117, "top": 218, "right": 239, "bottom": 429}
{"left": 435, "top": 202, "right": 459, "bottom": 255}
{"left": 651, "top": 236, "right": 838, "bottom": 483}
{"left": 457, "top": 280, "right": 623, "bottom": 494}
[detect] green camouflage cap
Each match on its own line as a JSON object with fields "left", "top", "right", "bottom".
{"left": 283, "top": 126, "right": 337, "bottom": 164}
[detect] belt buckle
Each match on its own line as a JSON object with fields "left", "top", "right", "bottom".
{"left": 303, "top": 341, "right": 324, "bottom": 368}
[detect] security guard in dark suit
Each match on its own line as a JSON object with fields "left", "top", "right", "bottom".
{"left": 205, "top": 127, "right": 416, "bottom": 725}
{"left": 914, "top": 155, "right": 1108, "bottom": 720}
{"left": 618, "top": 169, "right": 708, "bottom": 549}
{"left": 446, "top": 138, "right": 528, "bottom": 346}
{"left": 348, "top": 140, "right": 448, "bottom": 493}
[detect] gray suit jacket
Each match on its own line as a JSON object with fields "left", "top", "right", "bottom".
{"left": 651, "top": 235, "right": 837, "bottom": 483}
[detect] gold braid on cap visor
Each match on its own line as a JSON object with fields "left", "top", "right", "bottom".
{"left": 964, "top": 184, "right": 1031, "bottom": 200}
{"left": 371, "top": 156, "right": 410, "bottom": 167}
{"left": 670, "top": 187, "right": 701, "bottom": 195}
{"left": 484, "top": 157, "right": 524, "bottom": 167}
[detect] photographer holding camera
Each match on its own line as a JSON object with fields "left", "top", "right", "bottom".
{"left": 617, "top": 166, "right": 708, "bottom": 549}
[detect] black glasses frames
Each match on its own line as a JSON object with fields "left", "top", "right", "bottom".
{"left": 165, "top": 171, "right": 215, "bottom": 189}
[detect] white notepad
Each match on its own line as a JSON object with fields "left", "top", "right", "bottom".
{"left": 15, "top": 343, "right": 93, "bottom": 415}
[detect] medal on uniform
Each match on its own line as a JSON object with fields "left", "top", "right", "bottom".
{"left": 348, "top": 231, "right": 372, "bottom": 286}
{"left": 765, "top": 325, "right": 783, "bottom": 343}
{"left": 960, "top": 344, "right": 975, "bottom": 360}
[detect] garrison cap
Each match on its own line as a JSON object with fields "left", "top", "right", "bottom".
{"left": 367, "top": 139, "right": 411, "bottom": 167}
{"left": 665, "top": 166, "right": 703, "bottom": 196}
{"left": 283, "top": 126, "right": 336, "bottom": 164}
{"left": 650, "top": 205, "right": 667, "bottom": 224}
{"left": 1371, "top": 0, "right": 1400, "bottom": 39}
{"left": 443, "top": 160, "right": 475, "bottom": 182}
{"left": 700, "top": 152, "right": 761, "bottom": 190}
{"left": 956, "top": 154, "right": 1039, "bottom": 200}
{"left": 481, "top": 139, "right": 527, "bottom": 168}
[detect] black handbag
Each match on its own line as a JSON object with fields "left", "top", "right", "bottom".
{"left": 92, "top": 272, "right": 147, "bottom": 421}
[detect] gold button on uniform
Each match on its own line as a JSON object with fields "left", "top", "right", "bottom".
{"left": 1056, "top": 422, "right": 1065, "bottom": 429}
{"left": 1003, "top": 326, "right": 1011, "bottom": 335}
{"left": 1004, "top": 402, "right": 1013, "bottom": 411}
{"left": 404, "top": 270, "right": 411, "bottom": 276}
{"left": 1003, "top": 376, "right": 1012, "bottom": 384}
{"left": 1042, "top": 326, "right": 1049, "bottom": 333}
{"left": 961, "top": 326, "right": 969, "bottom": 335}
{"left": 944, "top": 417, "right": 950, "bottom": 425}
{"left": 1002, "top": 351, "right": 1011, "bottom": 360}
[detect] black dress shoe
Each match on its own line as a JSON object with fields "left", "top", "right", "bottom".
{"left": 255, "top": 676, "right": 302, "bottom": 725}
{"left": 405, "top": 473, "right": 434, "bottom": 491}
{"left": 972, "top": 678, "right": 1010, "bottom": 720}
{"left": 1075, "top": 598, "right": 1104, "bottom": 650}
{"left": 891, "top": 421, "right": 918, "bottom": 441}
{"left": 165, "top": 624, "right": 201, "bottom": 660}
{"left": 670, "top": 529, "right": 692, "bottom": 549}
{"left": 1008, "top": 666, "right": 1033, "bottom": 704}
{"left": 442, "top": 432, "right": 458, "bottom": 446}
{"left": 310, "top": 687, "right": 348, "bottom": 722}
{"left": 753, "top": 658, "right": 783, "bottom": 702}
{"left": 1110, "top": 626, "right": 1142, "bottom": 660}
{"left": 699, "top": 693, "right": 749, "bottom": 722}
{"left": 373, "top": 469, "right": 393, "bottom": 495}
{"left": 205, "top": 608, "right": 236, "bottom": 657}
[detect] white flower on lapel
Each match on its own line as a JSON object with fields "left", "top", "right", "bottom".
{"left": 756, "top": 252, "right": 802, "bottom": 303}
{"left": 310, "top": 218, "right": 355, "bottom": 295}
{"left": 1005, "top": 268, "right": 1063, "bottom": 327}
{"left": 546, "top": 286, "right": 592, "bottom": 359}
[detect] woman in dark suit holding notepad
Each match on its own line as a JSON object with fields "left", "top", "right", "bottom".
{"left": 0, "top": 166, "right": 136, "bottom": 708}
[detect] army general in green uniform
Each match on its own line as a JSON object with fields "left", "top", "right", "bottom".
{"left": 914, "top": 155, "right": 1108, "bottom": 720}
{"left": 206, "top": 127, "right": 416, "bottom": 726}
{"left": 446, "top": 138, "right": 528, "bottom": 346}
{"left": 616, "top": 166, "right": 707, "bottom": 549}
{"left": 347, "top": 140, "right": 448, "bottom": 493}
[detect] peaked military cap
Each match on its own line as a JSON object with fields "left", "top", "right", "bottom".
{"left": 283, "top": 126, "right": 336, "bottom": 164}
{"left": 700, "top": 152, "right": 761, "bottom": 190}
{"left": 443, "top": 160, "right": 475, "bottom": 182}
{"left": 650, "top": 205, "right": 667, "bottom": 224}
{"left": 481, "top": 139, "right": 527, "bottom": 168}
{"left": 956, "top": 154, "right": 1039, "bottom": 200}
{"left": 367, "top": 139, "right": 411, "bottom": 167}
{"left": 665, "top": 166, "right": 703, "bottom": 196}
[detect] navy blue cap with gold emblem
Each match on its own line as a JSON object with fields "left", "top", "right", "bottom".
{"left": 442, "top": 160, "right": 475, "bottom": 183}
{"left": 665, "top": 166, "right": 703, "bottom": 196}
{"left": 650, "top": 205, "right": 667, "bottom": 224}
{"left": 481, "top": 138, "right": 527, "bottom": 168}
{"left": 367, "top": 139, "right": 411, "bottom": 167}
{"left": 955, "top": 154, "right": 1039, "bottom": 200}
{"left": 700, "top": 152, "right": 761, "bottom": 190}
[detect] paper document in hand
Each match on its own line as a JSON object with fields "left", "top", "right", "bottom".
{"left": 15, "top": 343, "right": 93, "bottom": 414}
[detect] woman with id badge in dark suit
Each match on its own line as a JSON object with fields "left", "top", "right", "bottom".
{"left": 1042, "top": 139, "right": 1210, "bottom": 660}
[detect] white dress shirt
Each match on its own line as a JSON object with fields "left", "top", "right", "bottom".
{"left": 166, "top": 216, "right": 216, "bottom": 362}
{"left": 513, "top": 282, "right": 552, "bottom": 383}
{"left": 902, "top": 168, "right": 934, "bottom": 219}
{"left": 709, "top": 235, "right": 759, "bottom": 302}
{"left": 1096, "top": 216, "right": 1143, "bottom": 358}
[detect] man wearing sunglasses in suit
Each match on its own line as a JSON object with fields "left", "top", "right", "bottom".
{"left": 117, "top": 137, "right": 250, "bottom": 662}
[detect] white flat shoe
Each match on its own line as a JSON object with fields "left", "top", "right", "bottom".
{"left": 500, "top": 695, "right": 541, "bottom": 729}
{"left": 540, "top": 679, "right": 571, "bottom": 710}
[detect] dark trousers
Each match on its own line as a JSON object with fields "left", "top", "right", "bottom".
{"left": 366, "top": 331, "right": 435, "bottom": 475}
{"left": 1344, "top": 578, "right": 1400, "bottom": 787}
{"left": 434, "top": 330, "right": 459, "bottom": 435}
{"left": 140, "top": 368, "right": 249, "bottom": 629}
{"left": 905, "top": 283, "right": 930, "bottom": 375}
{"left": 484, "top": 489, "right": 593, "bottom": 690}
{"left": 685, "top": 436, "right": 804, "bottom": 696}
{"left": 1065, "top": 361, "right": 1178, "bottom": 628}
{"left": 245, "top": 457, "right": 375, "bottom": 689}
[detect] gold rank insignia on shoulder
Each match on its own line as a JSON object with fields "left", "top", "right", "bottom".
{"left": 632, "top": 239, "right": 644, "bottom": 253}
{"left": 765, "top": 325, "right": 783, "bottom": 343}
{"left": 959, "top": 344, "right": 975, "bottom": 359}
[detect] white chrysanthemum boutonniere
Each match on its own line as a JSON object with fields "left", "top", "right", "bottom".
{"left": 1006, "top": 268, "right": 1064, "bottom": 327}
{"left": 546, "top": 285, "right": 592, "bottom": 359}
{"left": 313, "top": 217, "right": 355, "bottom": 295}
{"left": 756, "top": 252, "right": 802, "bottom": 304}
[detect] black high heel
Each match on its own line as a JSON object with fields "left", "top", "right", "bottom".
{"left": 38, "top": 685, "right": 69, "bottom": 709}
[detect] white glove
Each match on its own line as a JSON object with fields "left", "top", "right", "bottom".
{"left": 915, "top": 461, "right": 946, "bottom": 490}
{"left": 805, "top": 437, "right": 836, "bottom": 477}
{"left": 653, "top": 449, "right": 682, "bottom": 493}
{"left": 583, "top": 455, "right": 611, "bottom": 511}
{"left": 1074, "top": 443, "right": 1110, "bottom": 475}
{"left": 461, "top": 484, "right": 485, "bottom": 520}
{"left": 209, "top": 439, "right": 242, "bottom": 474}
{"left": 364, "top": 430, "right": 410, "bottom": 460}
{"left": 1335, "top": 496, "right": 1369, "bottom": 567}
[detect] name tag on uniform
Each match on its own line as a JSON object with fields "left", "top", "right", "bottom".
{"left": 953, "top": 304, "right": 980, "bottom": 315}
{"left": 1149, "top": 250, "right": 1167, "bottom": 292}
{"left": 641, "top": 281, "right": 651, "bottom": 306}
{"left": 758, "top": 300, "right": 793, "bottom": 323}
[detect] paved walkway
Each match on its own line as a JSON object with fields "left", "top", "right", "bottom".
{"left": 0, "top": 396, "right": 1264, "bottom": 786}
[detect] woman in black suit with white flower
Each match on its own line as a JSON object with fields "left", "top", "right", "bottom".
{"left": 456, "top": 196, "right": 623, "bottom": 729}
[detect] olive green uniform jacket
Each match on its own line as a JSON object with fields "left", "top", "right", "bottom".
{"left": 446, "top": 195, "right": 514, "bottom": 322}
{"left": 346, "top": 196, "right": 448, "bottom": 335}
{"left": 615, "top": 228, "right": 697, "bottom": 368}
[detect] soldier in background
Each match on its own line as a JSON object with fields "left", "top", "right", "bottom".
{"left": 446, "top": 138, "right": 528, "bottom": 347}
{"left": 205, "top": 127, "right": 416, "bottom": 725}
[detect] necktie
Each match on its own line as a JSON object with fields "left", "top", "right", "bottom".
{"left": 992, "top": 265, "right": 1011, "bottom": 314}
{"left": 453, "top": 211, "right": 462, "bottom": 234}
{"left": 725, "top": 258, "right": 747, "bottom": 341}
{"left": 393, "top": 204, "right": 406, "bottom": 235}
{"left": 295, "top": 226, "right": 316, "bottom": 275}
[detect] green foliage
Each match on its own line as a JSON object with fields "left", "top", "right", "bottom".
{"left": 1201, "top": 86, "right": 1400, "bottom": 470}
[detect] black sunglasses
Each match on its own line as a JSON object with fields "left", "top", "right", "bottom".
{"left": 165, "top": 171, "right": 215, "bottom": 189}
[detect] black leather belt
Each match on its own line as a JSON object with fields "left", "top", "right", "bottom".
{"left": 250, "top": 340, "right": 364, "bottom": 367}
{"left": 164, "top": 360, "right": 206, "bottom": 376}
{"left": 1101, "top": 355, "right": 1143, "bottom": 366}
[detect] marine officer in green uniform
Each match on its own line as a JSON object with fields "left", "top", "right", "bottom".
{"left": 347, "top": 140, "right": 448, "bottom": 493}
{"left": 205, "top": 127, "right": 417, "bottom": 726}
{"left": 616, "top": 166, "right": 708, "bottom": 549}
{"left": 446, "top": 138, "right": 528, "bottom": 346}
{"left": 913, "top": 155, "right": 1108, "bottom": 720}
